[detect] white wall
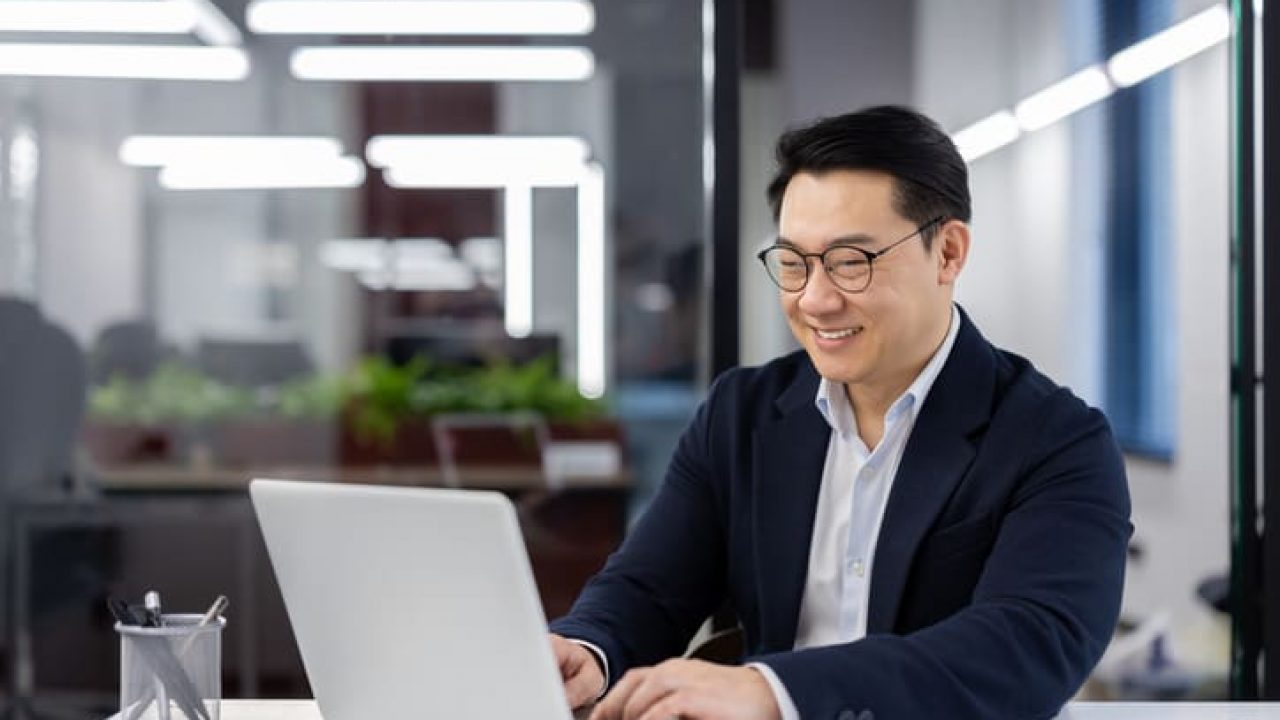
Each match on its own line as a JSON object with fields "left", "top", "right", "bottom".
{"left": 915, "top": 0, "right": 1232, "bottom": 670}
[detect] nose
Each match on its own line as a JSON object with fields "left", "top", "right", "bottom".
{"left": 796, "top": 258, "right": 845, "bottom": 315}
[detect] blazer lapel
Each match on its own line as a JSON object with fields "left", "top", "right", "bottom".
{"left": 752, "top": 361, "right": 829, "bottom": 651}
{"left": 866, "top": 310, "right": 998, "bottom": 634}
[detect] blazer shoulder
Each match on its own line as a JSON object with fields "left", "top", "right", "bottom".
{"left": 707, "top": 349, "right": 815, "bottom": 418}
{"left": 990, "top": 347, "right": 1120, "bottom": 469}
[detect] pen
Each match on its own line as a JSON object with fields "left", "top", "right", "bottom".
{"left": 142, "top": 590, "right": 169, "bottom": 720}
{"left": 197, "top": 596, "right": 228, "bottom": 627}
{"left": 107, "top": 597, "right": 143, "bottom": 626}
{"left": 144, "top": 590, "right": 164, "bottom": 628}
{"left": 178, "top": 596, "right": 228, "bottom": 655}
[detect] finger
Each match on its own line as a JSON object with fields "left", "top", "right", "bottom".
{"left": 621, "top": 665, "right": 682, "bottom": 720}
{"left": 591, "top": 668, "right": 646, "bottom": 720}
{"left": 635, "top": 692, "right": 703, "bottom": 720}
{"left": 637, "top": 688, "right": 726, "bottom": 720}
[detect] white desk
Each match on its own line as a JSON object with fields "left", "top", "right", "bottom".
{"left": 105, "top": 700, "right": 1280, "bottom": 719}
{"left": 1059, "top": 705, "right": 1280, "bottom": 719}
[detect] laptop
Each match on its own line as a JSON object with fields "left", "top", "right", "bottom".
{"left": 249, "top": 478, "right": 578, "bottom": 720}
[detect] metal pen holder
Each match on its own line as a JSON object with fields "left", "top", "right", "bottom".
{"left": 117, "top": 614, "right": 225, "bottom": 720}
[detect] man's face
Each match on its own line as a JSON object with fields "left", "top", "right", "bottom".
{"left": 776, "top": 169, "right": 958, "bottom": 394}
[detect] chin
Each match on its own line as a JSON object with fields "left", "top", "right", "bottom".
{"left": 806, "top": 354, "right": 864, "bottom": 386}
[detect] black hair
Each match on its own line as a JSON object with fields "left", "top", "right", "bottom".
{"left": 766, "top": 106, "right": 971, "bottom": 246}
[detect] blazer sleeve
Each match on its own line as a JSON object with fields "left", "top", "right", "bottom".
{"left": 756, "top": 390, "right": 1133, "bottom": 720}
{"left": 549, "top": 374, "right": 733, "bottom": 686}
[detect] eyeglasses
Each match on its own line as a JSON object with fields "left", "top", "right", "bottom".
{"left": 756, "top": 216, "right": 945, "bottom": 294}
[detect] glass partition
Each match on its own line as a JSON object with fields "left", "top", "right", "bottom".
{"left": 0, "top": 1, "right": 706, "bottom": 713}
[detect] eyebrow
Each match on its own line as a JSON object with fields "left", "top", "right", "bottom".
{"left": 774, "top": 233, "right": 878, "bottom": 251}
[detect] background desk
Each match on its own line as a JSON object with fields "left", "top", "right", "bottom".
{"left": 104, "top": 701, "right": 1280, "bottom": 719}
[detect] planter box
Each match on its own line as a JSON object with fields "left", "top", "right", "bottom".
{"left": 431, "top": 415, "right": 627, "bottom": 487}
{"left": 338, "top": 417, "right": 438, "bottom": 467}
{"left": 211, "top": 419, "right": 337, "bottom": 468}
{"left": 547, "top": 418, "right": 624, "bottom": 444}
{"left": 431, "top": 414, "right": 550, "bottom": 474}
{"left": 81, "top": 422, "right": 177, "bottom": 465}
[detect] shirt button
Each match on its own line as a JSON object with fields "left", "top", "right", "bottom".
{"left": 852, "top": 559, "right": 865, "bottom": 577}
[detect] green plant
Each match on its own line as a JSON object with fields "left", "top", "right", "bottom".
{"left": 464, "top": 356, "right": 603, "bottom": 421}
{"left": 88, "top": 362, "right": 256, "bottom": 425}
{"left": 277, "top": 374, "right": 348, "bottom": 421}
{"left": 88, "top": 374, "right": 147, "bottom": 423}
{"left": 145, "top": 362, "right": 257, "bottom": 424}
{"left": 344, "top": 355, "right": 429, "bottom": 445}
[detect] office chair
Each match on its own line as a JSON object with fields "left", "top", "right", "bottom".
{"left": 0, "top": 297, "right": 116, "bottom": 718}
{"left": 89, "top": 320, "right": 168, "bottom": 385}
{"left": 195, "top": 338, "right": 313, "bottom": 388}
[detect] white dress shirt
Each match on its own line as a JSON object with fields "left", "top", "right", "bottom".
{"left": 752, "top": 306, "right": 960, "bottom": 720}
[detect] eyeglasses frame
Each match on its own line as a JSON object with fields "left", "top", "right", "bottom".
{"left": 756, "top": 215, "right": 946, "bottom": 294}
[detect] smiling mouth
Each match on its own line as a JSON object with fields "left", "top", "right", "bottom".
{"left": 815, "top": 327, "right": 861, "bottom": 340}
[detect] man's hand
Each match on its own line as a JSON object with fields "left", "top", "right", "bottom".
{"left": 551, "top": 633, "right": 607, "bottom": 710}
{"left": 588, "top": 658, "right": 781, "bottom": 720}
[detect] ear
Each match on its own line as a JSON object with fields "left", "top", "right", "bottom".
{"left": 935, "top": 220, "right": 970, "bottom": 285}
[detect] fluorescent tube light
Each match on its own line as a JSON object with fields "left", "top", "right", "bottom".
{"left": 383, "top": 164, "right": 581, "bottom": 188}
{"left": 1014, "top": 66, "right": 1113, "bottom": 132}
{"left": 371, "top": 134, "right": 589, "bottom": 187}
{"left": 176, "top": 0, "right": 243, "bottom": 46}
{"left": 320, "top": 239, "right": 388, "bottom": 273}
{"left": 121, "top": 136, "right": 344, "bottom": 166}
{"left": 504, "top": 184, "right": 533, "bottom": 339}
{"left": 956, "top": 3, "right": 1230, "bottom": 164}
{"left": 158, "top": 156, "right": 365, "bottom": 190}
{"left": 459, "top": 237, "right": 501, "bottom": 271}
{"left": 951, "top": 111, "right": 1021, "bottom": 162}
{"left": 394, "top": 238, "right": 455, "bottom": 267}
{"left": 460, "top": 237, "right": 502, "bottom": 289}
{"left": 358, "top": 264, "right": 476, "bottom": 292}
{"left": 248, "top": 0, "right": 594, "bottom": 36}
{"left": 1107, "top": 5, "right": 1230, "bottom": 87}
{"left": 366, "top": 135, "right": 589, "bottom": 169}
{"left": 0, "top": 43, "right": 249, "bottom": 80}
{"left": 0, "top": 1, "right": 196, "bottom": 33}
{"left": 290, "top": 46, "right": 594, "bottom": 82}
{"left": 577, "top": 162, "right": 605, "bottom": 398}
{"left": 322, "top": 237, "right": 455, "bottom": 275}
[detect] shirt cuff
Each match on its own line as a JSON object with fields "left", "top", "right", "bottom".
{"left": 747, "top": 662, "right": 800, "bottom": 720}
{"left": 568, "top": 639, "right": 610, "bottom": 701}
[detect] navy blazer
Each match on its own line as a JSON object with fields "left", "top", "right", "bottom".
{"left": 551, "top": 309, "right": 1132, "bottom": 719}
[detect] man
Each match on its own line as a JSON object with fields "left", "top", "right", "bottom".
{"left": 550, "top": 106, "right": 1132, "bottom": 719}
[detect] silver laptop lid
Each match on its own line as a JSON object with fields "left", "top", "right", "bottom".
{"left": 250, "top": 479, "right": 574, "bottom": 720}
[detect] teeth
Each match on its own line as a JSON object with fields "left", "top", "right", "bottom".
{"left": 817, "top": 328, "right": 855, "bottom": 340}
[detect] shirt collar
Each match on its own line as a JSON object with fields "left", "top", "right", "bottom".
{"left": 813, "top": 305, "right": 962, "bottom": 436}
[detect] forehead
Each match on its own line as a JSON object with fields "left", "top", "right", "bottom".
{"left": 777, "top": 169, "right": 904, "bottom": 243}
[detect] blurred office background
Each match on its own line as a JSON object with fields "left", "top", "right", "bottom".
{"left": 0, "top": 0, "right": 1262, "bottom": 716}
